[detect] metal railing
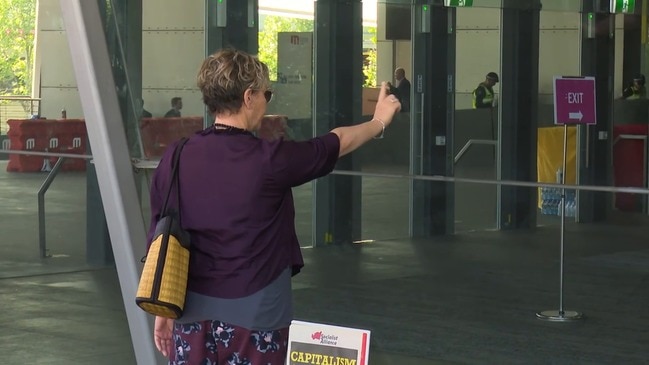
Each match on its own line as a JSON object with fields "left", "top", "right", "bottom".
{"left": 132, "top": 158, "right": 649, "bottom": 195}
{"left": 0, "top": 96, "right": 41, "bottom": 135}
{"left": 0, "top": 148, "right": 93, "bottom": 258}
{"left": 454, "top": 139, "right": 497, "bottom": 164}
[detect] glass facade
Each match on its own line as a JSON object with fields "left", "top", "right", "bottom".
{"left": 1, "top": 0, "right": 649, "bottom": 363}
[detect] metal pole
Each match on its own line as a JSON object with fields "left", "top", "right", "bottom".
{"left": 645, "top": 138, "right": 648, "bottom": 214}
{"left": 559, "top": 123, "right": 567, "bottom": 313}
{"left": 536, "top": 125, "right": 583, "bottom": 321}
{"left": 37, "top": 157, "right": 66, "bottom": 258}
{"left": 60, "top": 0, "right": 159, "bottom": 363}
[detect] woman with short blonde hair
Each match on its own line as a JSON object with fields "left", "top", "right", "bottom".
{"left": 149, "top": 48, "right": 400, "bottom": 364}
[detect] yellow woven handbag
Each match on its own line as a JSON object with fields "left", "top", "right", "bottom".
{"left": 136, "top": 138, "right": 190, "bottom": 319}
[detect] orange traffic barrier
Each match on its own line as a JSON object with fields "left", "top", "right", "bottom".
{"left": 140, "top": 117, "right": 203, "bottom": 158}
{"left": 613, "top": 124, "right": 649, "bottom": 211}
{"left": 258, "top": 115, "right": 289, "bottom": 141}
{"left": 6, "top": 119, "right": 87, "bottom": 172}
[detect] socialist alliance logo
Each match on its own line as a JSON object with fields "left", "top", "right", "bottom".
{"left": 311, "top": 331, "right": 338, "bottom": 345}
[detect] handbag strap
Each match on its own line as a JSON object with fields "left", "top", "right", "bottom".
{"left": 160, "top": 137, "right": 189, "bottom": 217}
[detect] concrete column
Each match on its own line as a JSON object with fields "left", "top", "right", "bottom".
{"left": 313, "top": 0, "right": 363, "bottom": 245}
{"left": 498, "top": 0, "right": 541, "bottom": 230}
{"left": 578, "top": 2, "right": 616, "bottom": 222}
{"left": 410, "top": 2, "right": 456, "bottom": 236}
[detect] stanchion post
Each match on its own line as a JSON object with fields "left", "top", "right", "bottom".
{"left": 536, "top": 124, "right": 583, "bottom": 321}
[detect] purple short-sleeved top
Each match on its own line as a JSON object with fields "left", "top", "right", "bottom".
{"left": 147, "top": 127, "right": 340, "bottom": 299}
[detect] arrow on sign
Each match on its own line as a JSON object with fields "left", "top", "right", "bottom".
{"left": 569, "top": 111, "right": 583, "bottom": 121}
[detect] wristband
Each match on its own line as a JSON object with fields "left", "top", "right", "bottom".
{"left": 372, "top": 118, "right": 385, "bottom": 139}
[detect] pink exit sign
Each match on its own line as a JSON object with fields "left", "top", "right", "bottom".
{"left": 553, "top": 76, "right": 597, "bottom": 125}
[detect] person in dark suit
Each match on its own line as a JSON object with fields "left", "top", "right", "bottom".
{"left": 141, "top": 99, "right": 152, "bottom": 118}
{"left": 392, "top": 67, "right": 411, "bottom": 113}
{"left": 164, "top": 97, "right": 182, "bottom": 117}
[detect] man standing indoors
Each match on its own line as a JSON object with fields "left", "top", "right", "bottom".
{"left": 164, "top": 97, "right": 183, "bottom": 117}
{"left": 393, "top": 67, "right": 411, "bottom": 113}
{"left": 472, "top": 72, "right": 499, "bottom": 109}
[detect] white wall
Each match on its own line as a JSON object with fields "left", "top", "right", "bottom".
{"left": 538, "top": 11, "right": 581, "bottom": 105}
{"left": 35, "top": 0, "right": 82, "bottom": 120}
{"left": 34, "top": 0, "right": 206, "bottom": 120}
{"left": 31, "top": 2, "right": 632, "bottom": 120}
{"left": 141, "top": 0, "right": 204, "bottom": 118}
{"left": 394, "top": 41, "right": 412, "bottom": 83}
{"left": 376, "top": 40, "right": 395, "bottom": 84}
{"left": 539, "top": 12, "right": 625, "bottom": 104}
{"left": 455, "top": 8, "right": 501, "bottom": 109}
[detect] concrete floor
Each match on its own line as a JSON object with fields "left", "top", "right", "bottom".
{"left": 2, "top": 161, "right": 649, "bottom": 364}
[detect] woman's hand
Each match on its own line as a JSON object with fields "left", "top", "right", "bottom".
{"left": 154, "top": 316, "right": 174, "bottom": 358}
{"left": 373, "top": 81, "right": 401, "bottom": 127}
{"left": 330, "top": 81, "right": 401, "bottom": 157}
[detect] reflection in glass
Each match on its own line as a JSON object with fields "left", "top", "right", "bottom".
{"left": 1, "top": 0, "right": 93, "bottom": 279}
{"left": 258, "top": 2, "right": 316, "bottom": 245}
{"left": 454, "top": 7, "right": 501, "bottom": 231}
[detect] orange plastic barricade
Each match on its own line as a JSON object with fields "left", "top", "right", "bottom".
{"left": 6, "top": 119, "right": 88, "bottom": 172}
{"left": 7, "top": 119, "right": 55, "bottom": 172}
{"left": 612, "top": 124, "right": 649, "bottom": 212}
{"left": 51, "top": 119, "right": 88, "bottom": 171}
{"left": 140, "top": 117, "right": 203, "bottom": 158}
{"left": 258, "top": 115, "right": 289, "bottom": 141}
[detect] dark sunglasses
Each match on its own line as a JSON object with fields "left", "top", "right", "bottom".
{"left": 264, "top": 90, "right": 274, "bottom": 103}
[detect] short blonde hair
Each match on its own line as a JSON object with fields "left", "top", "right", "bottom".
{"left": 197, "top": 48, "right": 270, "bottom": 115}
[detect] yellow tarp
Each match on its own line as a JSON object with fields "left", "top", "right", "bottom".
{"left": 537, "top": 126, "right": 577, "bottom": 208}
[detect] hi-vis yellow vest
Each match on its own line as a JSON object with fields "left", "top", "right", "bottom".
{"left": 627, "top": 87, "right": 646, "bottom": 99}
{"left": 472, "top": 83, "right": 494, "bottom": 108}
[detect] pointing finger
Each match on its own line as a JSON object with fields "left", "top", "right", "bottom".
{"left": 377, "top": 81, "right": 389, "bottom": 102}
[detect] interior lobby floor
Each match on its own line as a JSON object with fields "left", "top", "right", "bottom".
{"left": 2, "top": 221, "right": 649, "bottom": 364}
{"left": 1, "top": 161, "right": 649, "bottom": 364}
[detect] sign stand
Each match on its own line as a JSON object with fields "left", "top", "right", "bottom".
{"left": 536, "top": 76, "right": 595, "bottom": 322}
{"left": 536, "top": 123, "right": 583, "bottom": 322}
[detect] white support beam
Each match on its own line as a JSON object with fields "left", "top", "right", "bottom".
{"left": 59, "top": 1, "right": 159, "bottom": 363}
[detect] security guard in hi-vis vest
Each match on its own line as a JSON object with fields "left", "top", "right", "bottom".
{"left": 622, "top": 74, "right": 646, "bottom": 100}
{"left": 472, "top": 72, "right": 499, "bottom": 109}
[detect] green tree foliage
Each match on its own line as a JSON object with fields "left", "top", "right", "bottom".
{"left": 0, "top": 0, "right": 36, "bottom": 96}
{"left": 258, "top": 16, "right": 313, "bottom": 81}
{"left": 362, "top": 27, "right": 377, "bottom": 87}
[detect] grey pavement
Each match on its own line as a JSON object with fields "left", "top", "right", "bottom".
{"left": 2, "top": 161, "right": 649, "bottom": 364}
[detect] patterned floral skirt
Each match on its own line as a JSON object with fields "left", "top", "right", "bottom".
{"left": 169, "top": 320, "right": 289, "bottom": 365}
